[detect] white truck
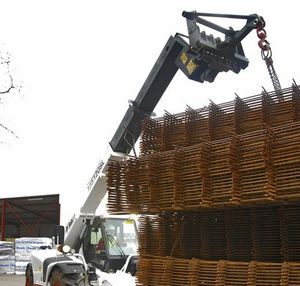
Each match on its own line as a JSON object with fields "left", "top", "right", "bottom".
{"left": 24, "top": 10, "right": 266, "bottom": 286}
{"left": 25, "top": 151, "right": 139, "bottom": 286}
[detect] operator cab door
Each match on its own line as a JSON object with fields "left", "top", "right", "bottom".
{"left": 82, "top": 217, "right": 138, "bottom": 273}
{"left": 83, "top": 222, "right": 108, "bottom": 271}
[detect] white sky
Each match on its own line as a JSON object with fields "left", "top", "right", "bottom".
{"left": 0, "top": 1, "right": 298, "bottom": 225}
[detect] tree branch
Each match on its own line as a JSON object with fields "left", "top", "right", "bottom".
{"left": 0, "top": 122, "right": 18, "bottom": 138}
{"left": 0, "top": 47, "right": 22, "bottom": 142}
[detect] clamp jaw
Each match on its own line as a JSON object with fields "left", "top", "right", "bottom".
{"left": 176, "top": 11, "right": 265, "bottom": 83}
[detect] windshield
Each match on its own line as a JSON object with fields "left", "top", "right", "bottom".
{"left": 102, "top": 218, "right": 138, "bottom": 256}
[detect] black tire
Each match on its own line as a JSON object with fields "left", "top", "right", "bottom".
{"left": 25, "top": 264, "right": 33, "bottom": 286}
{"left": 49, "top": 268, "right": 85, "bottom": 286}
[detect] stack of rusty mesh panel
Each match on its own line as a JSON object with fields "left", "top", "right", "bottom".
{"left": 136, "top": 256, "right": 300, "bottom": 286}
{"left": 105, "top": 160, "right": 128, "bottom": 213}
{"left": 239, "top": 127, "right": 276, "bottom": 204}
{"left": 209, "top": 137, "right": 240, "bottom": 206}
{"left": 185, "top": 106, "right": 210, "bottom": 146}
{"left": 280, "top": 205, "right": 300, "bottom": 261}
{"left": 106, "top": 83, "right": 300, "bottom": 285}
{"left": 224, "top": 208, "right": 253, "bottom": 261}
{"left": 138, "top": 85, "right": 300, "bottom": 156}
{"left": 107, "top": 125, "right": 300, "bottom": 212}
{"left": 137, "top": 205, "right": 300, "bottom": 262}
{"left": 250, "top": 207, "right": 282, "bottom": 262}
{"left": 282, "top": 262, "right": 300, "bottom": 285}
{"left": 273, "top": 122, "right": 300, "bottom": 201}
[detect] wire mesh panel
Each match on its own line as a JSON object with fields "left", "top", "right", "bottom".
{"left": 192, "top": 259, "right": 219, "bottom": 286}
{"left": 282, "top": 262, "right": 300, "bottom": 286}
{"left": 225, "top": 208, "right": 252, "bottom": 261}
{"left": 251, "top": 207, "right": 282, "bottom": 262}
{"left": 221, "top": 261, "right": 249, "bottom": 285}
{"left": 181, "top": 143, "right": 211, "bottom": 208}
{"left": 273, "top": 122, "right": 300, "bottom": 200}
{"left": 140, "top": 116, "right": 163, "bottom": 156}
{"left": 108, "top": 125, "right": 300, "bottom": 213}
{"left": 280, "top": 205, "right": 300, "bottom": 261}
{"left": 136, "top": 256, "right": 300, "bottom": 286}
{"left": 137, "top": 205, "right": 300, "bottom": 262}
{"left": 106, "top": 160, "right": 128, "bottom": 213}
{"left": 209, "top": 137, "right": 240, "bottom": 206}
{"left": 185, "top": 106, "right": 210, "bottom": 145}
{"left": 239, "top": 128, "right": 276, "bottom": 204}
{"left": 139, "top": 84, "right": 300, "bottom": 154}
{"left": 110, "top": 85, "right": 300, "bottom": 286}
{"left": 249, "top": 261, "right": 282, "bottom": 286}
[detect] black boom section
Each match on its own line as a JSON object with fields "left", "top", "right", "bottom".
{"left": 109, "top": 35, "right": 187, "bottom": 154}
{"left": 110, "top": 11, "right": 262, "bottom": 154}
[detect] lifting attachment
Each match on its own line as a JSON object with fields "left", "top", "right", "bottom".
{"left": 256, "top": 19, "right": 282, "bottom": 94}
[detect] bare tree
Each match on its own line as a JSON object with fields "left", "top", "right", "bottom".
{"left": 0, "top": 46, "right": 22, "bottom": 143}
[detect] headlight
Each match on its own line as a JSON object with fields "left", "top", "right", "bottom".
{"left": 62, "top": 245, "right": 71, "bottom": 254}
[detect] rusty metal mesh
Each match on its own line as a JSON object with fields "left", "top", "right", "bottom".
{"left": 136, "top": 256, "right": 300, "bottom": 286}
{"left": 107, "top": 85, "right": 300, "bottom": 285}
{"left": 107, "top": 121, "right": 300, "bottom": 214}
{"left": 137, "top": 205, "right": 300, "bottom": 262}
{"left": 140, "top": 84, "right": 300, "bottom": 155}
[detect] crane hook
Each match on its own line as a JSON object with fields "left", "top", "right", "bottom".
{"left": 256, "top": 20, "right": 282, "bottom": 99}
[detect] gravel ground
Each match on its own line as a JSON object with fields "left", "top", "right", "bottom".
{"left": 0, "top": 274, "right": 25, "bottom": 286}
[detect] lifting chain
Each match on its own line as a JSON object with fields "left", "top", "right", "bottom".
{"left": 256, "top": 20, "right": 282, "bottom": 96}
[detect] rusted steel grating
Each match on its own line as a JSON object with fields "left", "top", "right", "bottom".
{"left": 107, "top": 122, "right": 300, "bottom": 214}
{"left": 273, "top": 122, "right": 300, "bottom": 200}
{"left": 279, "top": 205, "right": 300, "bottom": 261}
{"left": 140, "top": 84, "right": 300, "bottom": 155}
{"left": 137, "top": 205, "right": 300, "bottom": 262}
{"left": 106, "top": 161, "right": 128, "bottom": 213}
{"left": 136, "top": 256, "right": 300, "bottom": 286}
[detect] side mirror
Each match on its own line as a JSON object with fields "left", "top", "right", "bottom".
{"left": 55, "top": 225, "right": 65, "bottom": 245}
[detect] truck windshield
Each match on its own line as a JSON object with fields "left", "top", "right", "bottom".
{"left": 102, "top": 218, "right": 138, "bottom": 256}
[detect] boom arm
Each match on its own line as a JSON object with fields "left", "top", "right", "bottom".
{"left": 65, "top": 11, "right": 264, "bottom": 248}
{"left": 109, "top": 35, "right": 187, "bottom": 154}
{"left": 110, "top": 11, "right": 264, "bottom": 154}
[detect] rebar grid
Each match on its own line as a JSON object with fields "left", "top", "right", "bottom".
{"left": 136, "top": 256, "right": 300, "bottom": 286}
{"left": 140, "top": 84, "right": 300, "bottom": 155}
{"left": 107, "top": 122, "right": 300, "bottom": 214}
{"left": 137, "top": 205, "right": 300, "bottom": 262}
{"left": 107, "top": 85, "right": 300, "bottom": 285}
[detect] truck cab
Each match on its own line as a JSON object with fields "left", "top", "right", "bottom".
{"left": 82, "top": 216, "right": 138, "bottom": 276}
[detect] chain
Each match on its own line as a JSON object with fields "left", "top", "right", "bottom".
{"left": 256, "top": 21, "right": 282, "bottom": 97}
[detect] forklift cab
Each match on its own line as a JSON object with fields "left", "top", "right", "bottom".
{"left": 83, "top": 216, "right": 138, "bottom": 275}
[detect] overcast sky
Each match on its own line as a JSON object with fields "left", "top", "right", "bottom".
{"left": 0, "top": 1, "right": 298, "bottom": 225}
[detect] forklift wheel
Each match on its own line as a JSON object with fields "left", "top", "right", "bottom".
{"left": 25, "top": 264, "right": 33, "bottom": 286}
{"left": 49, "top": 268, "right": 85, "bottom": 286}
{"left": 50, "top": 268, "right": 65, "bottom": 286}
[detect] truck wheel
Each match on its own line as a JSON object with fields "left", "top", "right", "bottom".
{"left": 49, "top": 268, "right": 85, "bottom": 286}
{"left": 49, "top": 269, "right": 64, "bottom": 286}
{"left": 25, "top": 264, "right": 33, "bottom": 286}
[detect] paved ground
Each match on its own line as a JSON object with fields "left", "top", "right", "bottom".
{"left": 0, "top": 274, "right": 25, "bottom": 286}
